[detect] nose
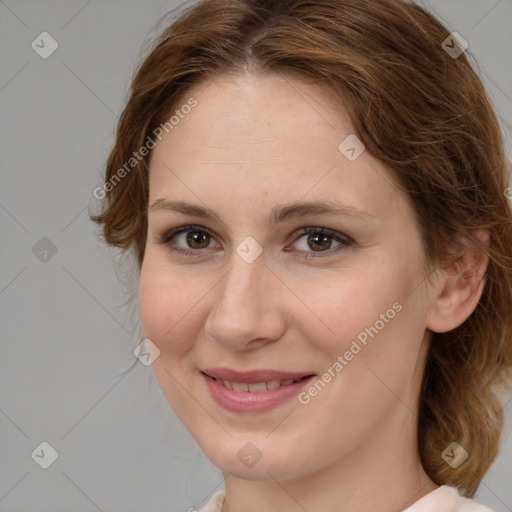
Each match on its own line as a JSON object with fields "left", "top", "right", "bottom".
{"left": 203, "top": 250, "right": 285, "bottom": 351}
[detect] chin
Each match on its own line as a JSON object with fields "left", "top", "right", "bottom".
{"left": 199, "top": 439, "right": 307, "bottom": 482}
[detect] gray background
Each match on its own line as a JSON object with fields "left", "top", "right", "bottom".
{"left": 1, "top": 0, "right": 511, "bottom": 511}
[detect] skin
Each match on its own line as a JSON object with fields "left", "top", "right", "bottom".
{"left": 139, "top": 71, "right": 488, "bottom": 512}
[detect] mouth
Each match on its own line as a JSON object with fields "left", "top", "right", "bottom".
{"left": 203, "top": 374, "right": 313, "bottom": 392}
{"left": 200, "top": 367, "right": 316, "bottom": 412}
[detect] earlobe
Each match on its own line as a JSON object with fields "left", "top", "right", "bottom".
{"left": 426, "top": 230, "right": 489, "bottom": 334}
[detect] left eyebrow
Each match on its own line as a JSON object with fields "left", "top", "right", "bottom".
{"left": 268, "top": 200, "right": 377, "bottom": 225}
{"left": 147, "top": 199, "right": 377, "bottom": 225}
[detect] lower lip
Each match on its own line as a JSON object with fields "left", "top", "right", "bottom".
{"left": 202, "top": 373, "right": 315, "bottom": 413}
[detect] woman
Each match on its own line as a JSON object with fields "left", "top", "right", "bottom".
{"left": 91, "top": 0, "right": 512, "bottom": 510}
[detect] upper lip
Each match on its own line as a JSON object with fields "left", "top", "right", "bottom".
{"left": 201, "top": 367, "right": 316, "bottom": 383}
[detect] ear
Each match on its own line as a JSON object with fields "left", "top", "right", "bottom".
{"left": 426, "top": 230, "right": 490, "bottom": 334}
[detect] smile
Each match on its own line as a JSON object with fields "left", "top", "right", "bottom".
{"left": 201, "top": 369, "right": 316, "bottom": 413}
{"left": 214, "top": 377, "right": 305, "bottom": 392}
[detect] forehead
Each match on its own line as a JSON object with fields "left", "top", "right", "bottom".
{"left": 148, "top": 72, "right": 403, "bottom": 221}
{"left": 161, "top": 72, "right": 353, "bottom": 158}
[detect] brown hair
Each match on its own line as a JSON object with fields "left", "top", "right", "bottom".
{"left": 90, "top": 0, "right": 512, "bottom": 497}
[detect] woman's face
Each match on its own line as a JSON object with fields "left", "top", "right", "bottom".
{"left": 139, "top": 72, "right": 436, "bottom": 481}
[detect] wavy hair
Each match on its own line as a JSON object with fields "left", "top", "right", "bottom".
{"left": 90, "top": 0, "right": 512, "bottom": 496}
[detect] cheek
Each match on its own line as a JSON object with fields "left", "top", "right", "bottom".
{"left": 139, "top": 265, "right": 168, "bottom": 342}
{"left": 297, "top": 259, "right": 425, "bottom": 395}
{"left": 138, "top": 259, "right": 201, "bottom": 419}
{"left": 139, "top": 258, "right": 198, "bottom": 355}
{"left": 296, "top": 266, "right": 400, "bottom": 354}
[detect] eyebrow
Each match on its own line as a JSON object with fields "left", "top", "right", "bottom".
{"left": 148, "top": 199, "right": 377, "bottom": 225}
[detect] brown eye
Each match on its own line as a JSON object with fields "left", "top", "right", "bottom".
{"left": 290, "top": 227, "right": 353, "bottom": 258}
{"left": 157, "top": 224, "right": 219, "bottom": 256}
{"left": 185, "top": 230, "right": 211, "bottom": 249}
{"left": 306, "top": 232, "right": 334, "bottom": 251}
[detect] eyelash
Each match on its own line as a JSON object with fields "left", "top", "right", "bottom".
{"left": 156, "top": 224, "right": 353, "bottom": 259}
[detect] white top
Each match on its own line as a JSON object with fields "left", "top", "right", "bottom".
{"left": 198, "top": 486, "right": 494, "bottom": 512}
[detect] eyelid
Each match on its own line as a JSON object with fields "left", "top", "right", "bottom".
{"left": 156, "top": 224, "right": 353, "bottom": 257}
{"left": 292, "top": 225, "right": 353, "bottom": 244}
{"left": 157, "top": 224, "right": 217, "bottom": 246}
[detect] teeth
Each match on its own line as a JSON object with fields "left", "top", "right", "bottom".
{"left": 248, "top": 382, "right": 267, "bottom": 392}
{"left": 215, "top": 377, "right": 302, "bottom": 392}
{"left": 231, "top": 382, "right": 249, "bottom": 392}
